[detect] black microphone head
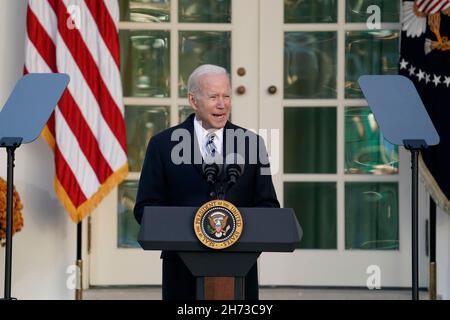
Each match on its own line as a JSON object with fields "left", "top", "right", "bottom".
{"left": 225, "top": 153, "right": 244, "bottom": 185}
{"left": 202, "top": 161, "right": 222, "bottom": 185}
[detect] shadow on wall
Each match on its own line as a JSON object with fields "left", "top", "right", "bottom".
{"left": 15, "top": 137, "right": 67, "bottom": 228}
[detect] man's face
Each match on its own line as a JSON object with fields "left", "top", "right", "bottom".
{"left": 188, "top": 73, "right": 231, "bottom": 130}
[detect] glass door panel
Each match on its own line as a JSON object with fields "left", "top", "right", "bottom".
{"left": 345, "top": 30, "right": 399, "bottom": 99}
{"left": 284, "top": 0, "right": 337, "bottom": 23}
{"left": 178, "top": 0, "right": 231, "bottom": 23}
{"left": 119, "top": 0, "right": 171, "bottom": 22}
{"left": 284, "top": 182, "right": 337, "bottom": 249}
{"left": 345, "top": 182, "right": 399, "bottom": 250}
{"left": 284, "top": 107, "right": 337, "bottom": 173}
{"left": 284, "top": 32, "right": 337, "bottom": 99}
{"left": 120, "top": 30, "right": 171, "bottom": 97}
{"left": 178, "top": 31, "right": 231, "bottom": 97}
{"left": 344, "top": 106, "right": 398, "bottom": 174}
{"left": 346, "top": 0, "right": 400, "bottom": 23}
{"left": 126, "top": 106, "right": 170, "bottom": 172}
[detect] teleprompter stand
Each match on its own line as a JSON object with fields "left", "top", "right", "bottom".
{"left": 0, "top": 74, "right": 69, "bottom": 300}
{"left": 359, "top": 75, "right": 439, "bottom": 300}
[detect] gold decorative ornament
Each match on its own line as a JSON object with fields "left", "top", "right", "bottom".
{"left": 194, "top": 200, "right": 243, "bottom": 250}
{"left": 0, "top": 177, "right": 24, "bottom": 246}
{"left": 403, "top": 0, "right": 450, "bottom": 53}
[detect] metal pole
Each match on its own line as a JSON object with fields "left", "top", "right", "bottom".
{"left": 411, "top": 149, "right": 419, "bottom": 300}
{"left": 75, "top": 221, "right": 83, "bottom": 300}
{"left": 3, "top": 146, "right": 16, "bottom": 300}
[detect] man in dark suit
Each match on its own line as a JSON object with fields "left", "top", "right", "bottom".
{"left": 134, "top": 64, "right": 279, "bottom": 300}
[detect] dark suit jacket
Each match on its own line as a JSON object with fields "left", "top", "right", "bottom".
{"left": 134, "top": 113, "right": 279, "bottom": 299}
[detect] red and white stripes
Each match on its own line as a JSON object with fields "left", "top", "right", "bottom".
{"left": 415, "top": 0, "right": 450, "bottom": 14}
{"left": 25, "top": 0, "right": 128, "bottom": 222}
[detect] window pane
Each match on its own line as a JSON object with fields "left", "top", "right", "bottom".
{"left": 284, "top": 32, "right": 337, "bottom": 99}
{"left": 126, "top": 106, "right": 170, "bottom": 172}
{"left": 285, "top": 182, "right": 337, "bottom": 249}
{"left": 284, "top": 0, "right": 337, "bottom": 23}
{"left": 345, "top": 107, "right": 398, "bottom": 174}
{"left": 345, "top": 182, "right": 399, "bottom": 250}
{"left": 120, "top": 30, "right": 170, "bottom": 97}
{"left": 179, "top": 31, "right": 231, "bottom": 97}
{"left": 345, "top": 30, "right": 399, "bottom": 98}
{"left": 284, "top": 108, "right": 336, "bottom": 173}
{"left": 179, "top": 0, "right": 231, "bottom": 23}
{"left": 118, "top": 181, "right": 139, "bottom": 248}
{"left": 179, "top": 106, "right": 194, "bottom": 123}
{"left": 346, "top": 0, "right": 400, "bottom": 23}
{"left": 119, "top": 0, "right": 170, "bottom": 22}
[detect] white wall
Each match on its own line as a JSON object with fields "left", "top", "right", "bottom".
{"left": 0, "top": 0, "right": 76, "bottom": 300}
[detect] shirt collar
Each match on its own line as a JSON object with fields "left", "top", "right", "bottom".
{"left": 193, "top": 116, "right": 223, "bottom": 155}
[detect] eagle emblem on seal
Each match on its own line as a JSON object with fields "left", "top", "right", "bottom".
{"left": 207, "top": 211, "right": 230, "bottom": 238}
{"left": 402, "top": 0, "right": 450, "bottom": 54}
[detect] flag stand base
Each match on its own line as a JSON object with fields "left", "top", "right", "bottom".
{"left": 75, "top": 259, "right": 83, "bottom": 300}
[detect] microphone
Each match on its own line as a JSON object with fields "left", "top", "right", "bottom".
{"left": 224, "top": 153, "right": 244, "bottom": 188}
{"left": 202, "top": 162, "right": 222, "bottom": 185}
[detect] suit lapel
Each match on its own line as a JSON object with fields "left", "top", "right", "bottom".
{"left": 222, "top": 120, "right": 234, "bottom": 163}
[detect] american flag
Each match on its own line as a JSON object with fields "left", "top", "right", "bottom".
{"left": 415, "top": 0, "right": 450, "bottom": 14}
{"left": 25, "top": 0, "right": 128, "bottom": 223}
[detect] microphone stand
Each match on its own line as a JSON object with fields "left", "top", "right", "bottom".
{"left": 215, "top": 183, "right": 225, "bottom": 200}
{"left": 205, "top": 158, "right": 244, "bottom": 201}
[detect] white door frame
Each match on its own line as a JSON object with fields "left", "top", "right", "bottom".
{"left": 258, "top": 0, "right": 427, "bottom": 287}
{"left": 89, "top": 0, "right": 259, "bottom": 285}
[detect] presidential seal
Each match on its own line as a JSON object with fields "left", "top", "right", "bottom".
{"left": 194, "top": 200, "right": 243, "bottom": 249}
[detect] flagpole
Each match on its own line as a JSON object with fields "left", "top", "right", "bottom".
{"left": 429, "top": 197, "right": 437, "bottom": 300}
{"left": 75, "top": 221, "right": 83, "bottom": 300}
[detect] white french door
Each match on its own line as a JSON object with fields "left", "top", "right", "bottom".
{"left": 90, "top": 0, "right": 428, "bottom": 288}
{"left": 89, "top": 0, "right": 258, "bottom": 285}
{"left": 258, "top": 0, "right": 426, "bottom": 287}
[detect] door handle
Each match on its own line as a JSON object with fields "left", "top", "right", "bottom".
{"left": 236, "top": 85, "right": 246, "bottom": 95}
{"left": 268, "top": 85, "right": 277, "bottom": 95}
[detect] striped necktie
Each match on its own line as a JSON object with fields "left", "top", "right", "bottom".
{"left": 205, "top": 132, "right": 217, "bottom": 160}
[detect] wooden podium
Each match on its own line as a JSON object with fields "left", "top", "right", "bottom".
{"left": 138, "top": 206, "right": 302, "bottom": 300}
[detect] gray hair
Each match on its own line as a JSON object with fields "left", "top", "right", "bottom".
{"left": 187, "top": 64, "right": 229, "bottom": 97}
